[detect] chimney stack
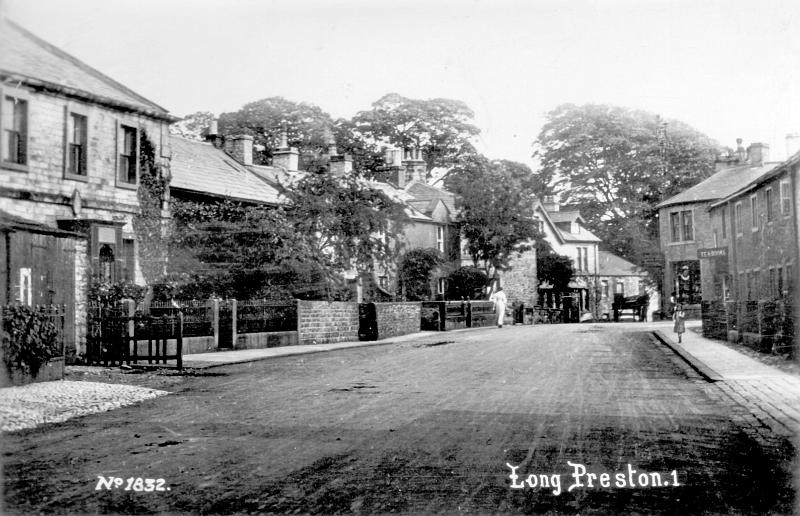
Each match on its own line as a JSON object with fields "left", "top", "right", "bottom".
{"left": 747, "top": 142, "right": 769, "bottom": 166}
{"left": 401, "top": 147, "right": 426, "bottom": 184}
{"left": 327, "top": 134, "right": 353, "bottom": 177}
{"left": 223, "top": 134, "right": 253, "bottom": 166}
{"left": 786, "top": 133, "right": 800, "bottom": 158}
{"left": 271, "top": 125, "right": 299, "bottom": 171}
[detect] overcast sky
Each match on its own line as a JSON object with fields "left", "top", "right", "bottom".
{"left": 4, "top": 0, "right": 800, "bottom": 167}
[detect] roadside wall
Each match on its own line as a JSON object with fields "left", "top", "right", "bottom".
{"left": 297, "top": 300, "right": 359, "bottom": 345}
{"left": 374, "top": 302, "right": 421, "bottom": 339}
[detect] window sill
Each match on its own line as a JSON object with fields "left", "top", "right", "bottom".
{"left": 1, "top": 161, "right": 29, "bottom": 173}
{"left": 64, "top": 172, "right": 89, "bottom": 182}
{"left": 115, "top": 180, "right": 138, "bottom": 190}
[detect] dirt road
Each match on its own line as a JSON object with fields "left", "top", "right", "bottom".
{"left": 2, "top": 324, "right": 795, "bottom": 514}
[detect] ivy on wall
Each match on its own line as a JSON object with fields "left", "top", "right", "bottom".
{"left": 133, "top": 130, "right": 171, "bottom": 290}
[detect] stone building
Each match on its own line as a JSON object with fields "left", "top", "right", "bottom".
{"left": 534, "top": 198, "right": 602, "bottom": 319}
{"left": 0, "top": 19, "right": 175, "bottom": 356}
{"left": 706, "top": 147, "right": 800, "bottom": 304}
{"left": 656, "top": 140, "right": 776, "bottom": 316}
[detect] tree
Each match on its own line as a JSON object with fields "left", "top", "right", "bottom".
{"left": 170, "top": 111, "right": 216, "bottom": 141}
{"left": 444, "top": 155, "right": 542, "bottom": 276}
{"left": 533, "top": 103, "right": 721, "bottom": 278}
{"left": 535, "top": 240, "right": 575, "bottom": 293}
{"left": 398, "top": 248, "right": 443, "bottom": 301}
{"left": 167, "top": 200, "right": 325, "bottom": 300}
{"left": 445, "top": 267, "right": 488, "bottom": 300}
{"left": 279, "top": 172, "right": 409, "bottom": 280}
{"left": 351, "top": 93, "right": 481, "bottom": 175}
{"left": 217, "top": 97, "right": 335, "bottom": 171}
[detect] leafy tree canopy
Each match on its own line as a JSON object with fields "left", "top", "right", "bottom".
{"left": 444, "top": 156, "right": 542, "bottom": 275}
{"left": 535, "top": 240, "right": 575, "bottom": 293}
{"left": 278, "top": 173, "right": 409, "bottom": 277}
{"left": 446, "top": 267, "right": 489, "bottom": 300}
{"left": 167, "top": 199, "right": 325, "bottom": 299}
{"left": 351, "top": 93, "right": 481, "bottom": 174}
{"left": 532, "top": 103, "right": 721, "bottom": 279}
{"left": 170, "top": 111, "right": 216, "bottom": 141}
{"left": 218, "top": 97, "right": 335, "bottom": 171}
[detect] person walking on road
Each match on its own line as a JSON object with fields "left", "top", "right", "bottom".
{"left": 673, "top": 302, "right": 686, "bottom": 343}
{"left": 489, "top": 287, "right": 507, "bottom": 328}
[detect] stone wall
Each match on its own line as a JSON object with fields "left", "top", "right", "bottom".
{"left": 297, "top": 300, "right": 360, "bottom": 345}
{"left": 374, "top": 302, "right": 421, "bottom": 339}
{"left": 73, "top": 238, "right": 89, "bottom": 358}
{"left": 502, "top": 248, "right": 538, "bottom": 307}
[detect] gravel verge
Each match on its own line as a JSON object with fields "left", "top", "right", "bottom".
{"left": 0, "top": 380, "right": 169, "bottom": 433}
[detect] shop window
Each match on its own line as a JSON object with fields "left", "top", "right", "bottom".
{"left": 673, "top": 260, "right": 701, "bottom": 304}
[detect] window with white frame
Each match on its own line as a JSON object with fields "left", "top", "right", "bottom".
{"left": 66, "top": 110, "right": 88, "bottom": 178}
{"left": 1, "top": 89, "right": 29, "bottom": 169}
{"left": 750, "top": 194, "right": 758, "bottom": 231}
{"left": 117, "top": 124, "right": 139, "bottom": 185}
{"left": 670, "top": 212, "right": 681, "bottom": 242}
{"left": 436, "top": 226, "right": 444, "bottom": 253}
{"left": 437, "top": 277, "right": 445, "bottom": 295}
{"left": 669, "top": 210, "right": 693, "bottom": 241}
{"left": 681, "top": 210, "right": 693, "bottom": 241}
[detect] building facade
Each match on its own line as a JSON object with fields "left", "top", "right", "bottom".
{"left": 657, "top": 141, "right": 776, "bottom": 315}
{"left": 0, "top": 19, "right": 175, "bottom": 356}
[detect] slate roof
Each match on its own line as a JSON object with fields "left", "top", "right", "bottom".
{"left": 598, "top": 251, "right": 646, "bottom": 276}
{"left": 656, "top": 163, "right": 780, "bottom": 209}
{"left": 547, "top": 210, "right": 584, "bottom": 224}
{"left": 169, "top": 137, "right": 281, "bottom": 205}
{"left": 559, "top": 229, "right": 602, "bottom": 243}
{"left": 404, "top": 181, "right": 458, "bottom": 213}
{"left": 0, "top": 19, "right": 173, "bottom": 120}
{"left": 369, "top": 182, "right": 431, "bottom": 221}
{"left": 709, "top": 149, "right": 800, "bottom": 208}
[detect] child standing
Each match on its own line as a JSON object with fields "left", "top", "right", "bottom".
{"left": 673, "top": 303, "right": 686, "bottom": 343}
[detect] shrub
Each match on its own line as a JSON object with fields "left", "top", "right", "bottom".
{"left": 446, "top": 267, "right": 488, "bottom": 300}
{"left": 2, "top": 305, "right": 62, "bottom": 377}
